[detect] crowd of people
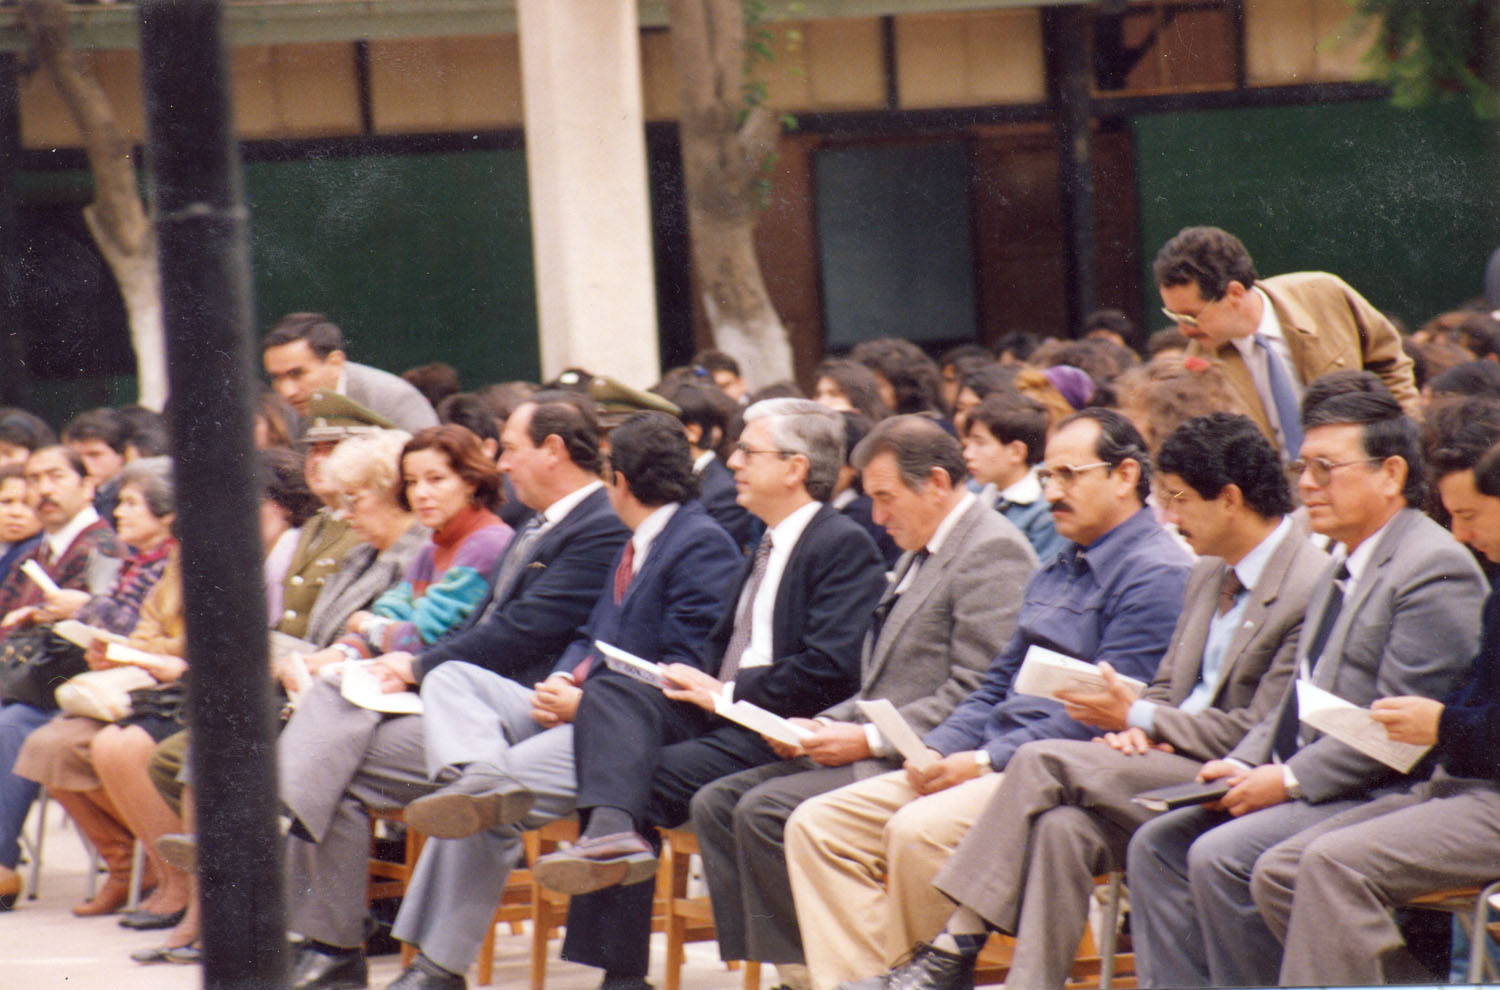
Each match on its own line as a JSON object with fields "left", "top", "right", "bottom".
{"left": 0, "top": 224, "right": 1498, "bottom": 990}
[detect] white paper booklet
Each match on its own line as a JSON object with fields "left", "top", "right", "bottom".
{"left": 20, "top": 559, "right": 60, "bottom": 595}
{"left": 855, "top": 698, "right": 936, "bottom": 770}
{"left": 1295, "top": 680, "right": 1430, "bottom": 773}
{"left": 595, "top": 640, "right": 669, "bottom": 689}
{"left": 712, "top": 694, "right": 815, "bottom": 748}
{"left": 1012, "top": 644, "right": 1146, "bottom": 700}
{"left": 339, "top": 661, "right": 424, "bottom": 715}
{"left": 52, "top": 619, "right": 130, "bottom": 650}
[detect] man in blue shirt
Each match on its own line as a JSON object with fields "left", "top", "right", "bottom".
{"left": 783, "top": 408, "right": 1193, "bottom": 990}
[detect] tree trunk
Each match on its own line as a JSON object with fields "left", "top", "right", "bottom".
{"left": 21, "top": 0, "right": 167, "bottom": 410}
{"left": 669, "top": 0, "right": 794, "bottom": 389}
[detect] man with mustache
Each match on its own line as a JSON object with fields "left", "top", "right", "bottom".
{"left": 0, "top": 444, "right": 124, "bottom": 905}
{"left": 782, "top": 409, "right": 1192, "bottom": 989}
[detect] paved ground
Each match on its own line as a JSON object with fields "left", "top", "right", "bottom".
{"left": 3, "top": 801, "right": 753, "bottom": 989}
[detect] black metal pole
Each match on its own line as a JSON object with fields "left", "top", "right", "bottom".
{"left": 135, "top": 2, "right": 285, "bottom": 987}
{"left": 0, "top": 53, "right": 31, "bottom": 409}
{"left": 1045, "top": 4, "right": 1099, "bottom": 336}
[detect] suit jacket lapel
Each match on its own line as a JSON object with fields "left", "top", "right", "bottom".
{"left": 1165, "top": 560, "right": 1224, "bottom": 706}
{"left": 1312, "top": 510, "right": 1410, "bottom": 688}
{"left": 1209, "top": 532, "right": 1292, "bottom": 704}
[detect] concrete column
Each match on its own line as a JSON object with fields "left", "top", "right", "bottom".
{"left": 517, "top": 0, "right": 660, "bottom": 385}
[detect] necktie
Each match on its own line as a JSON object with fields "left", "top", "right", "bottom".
{"left": 1217, "top": 569, "right": 1245, "bottom": 617}
{"left": 1272, "top": 563, "right": 1349, "bottom": 761}
{"left": 483, "top": 517, "right": 545, "bottom": 617}
{"left": 1253, "top": 333, "right": 1305, "bottom": 458}
{"left": 35, "top": 542, "right": 53, "bottom": 571}
{"left": 871, "top": 549, "right": 928, "bottom": 644}
{"left": 717, "top": 533, "right": 773, "bottom": 682}
{"left": 613, "top": 541, "right": 636, "bottom": 605}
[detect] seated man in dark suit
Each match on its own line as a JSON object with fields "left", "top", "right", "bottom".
{"left": 1250, "top": 411, "right": 1500, "bottom": 986}
{"left": 375, "top": 411, "right": 743, "bottom": 990}
{"left": 1126, "top": 391, "right": 1488, "bottom": 988}
{"left": 691, "top": 414, "right": 1038, "bottom": 990}
{"left": 278, "top": 392, "right": 629, "bottom": 990}
{"left": 845, "top": 413, "right": 1328, "bottom": 990}
{"left": 532, "top": 398, "right": 889, "bottom": 990}
{"left": 783, "top": 409, "right": 1193, "bottom": 990}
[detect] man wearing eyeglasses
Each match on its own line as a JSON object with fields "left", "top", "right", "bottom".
{"left": 1154, "top": 226, "right": 1418, "bottom": 459}
{"left": 782, "top": 408, "right": 1192, "bottom": 990}
{"left": 1125, "top": 390, "right": 1486, "bottom": 989}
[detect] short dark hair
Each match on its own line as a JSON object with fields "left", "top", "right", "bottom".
{"left": 1475, "top": 441, "right": 1500, "bottom": 498}
{"left": 522, "top": 391, "right": 602, "bottom": 474}
{"left": 0, "top": 408, "right": 56, "bottom": 452}
{"left": 1425, "top": 398, "right": 1500, "bottom": 480}
{"left": 261, "top": 447, "right": 321, "bottom": 527}
{"left": 262, "top": 312, "right": 344, "bottom": 358}
{"left": 1146, "top": 327, "right": 1189, "bottom": 357}
{"left": 851, "top": 414, "right": 968, "bottom": 490}
{"left": 849, "top": 338, "right": 943, "bottom": 415}
{"left": 1056, "top": 407, "right": 1152, "bottom": 504}
{"left": 1083, "top": 308, "right": 1138, "bottom": 348}
{"left": 117, "top": 405, "right": 170, "bottom": 458}
{"left": 1156, "top": 413, "right": 1292, "bottom": 518}
{"left": 1303, "top": 391, "right": 1425, "bottom": 506}
{"left": 1429, "top": 361, "right": 1500, "bottom": 401}
{"left": 995, "top": 332, "right": 1043, "bottom": 363}
{"left": 665, "top": 381, "right": 732, "bottom": 446}
{"left": 1301, "top": 370, "right": 1393, "bottom": 422}
{"left": 29, "top": 444, "right": 88, "bottom": 480}
{"left": 437, "top": 393, "right": 501, "bottom": 447}
{"left": 815, "top": 359, "right": 891, "bottom": 422}
{"left": 607, "top": 412, "right": 699, "bottom": 506}
{"left": 966, "top": 392, "right": 1048, "bottom": 466}
{"left": 397, "top": 424, "right": 504, "bottom": 512}
{"left": 693, "top": 349, "right": 741, "bottom": 378}
{"left": 959, "top": 364, "right": 1019, "bottom": 404}
{"left": 938, "top": 344, "right": 993, "bottom": 369}
{"left": 402, "top": 362, "right": 462, "bottom": 409}
{"left": 1152, "top": 226, "right": 1258, "bottom": 300}
{"left": 61, "top": 407, "right": 129, "bottom": 455}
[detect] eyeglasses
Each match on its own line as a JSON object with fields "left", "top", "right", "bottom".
{"left": 1286, "top": 456, "right": 1381, "bottom": 487}
{"left": 1160, "top": 294, "right": 1219, "bottom": 328}
{"left": 733, "top": 442, "right": 791, "bottom": 460}
{"left": 1037, "top": 461, "right": 1111, "bottom": 487}
{"left": 1156, "top": 486, "right": 1190, "bottom": 504}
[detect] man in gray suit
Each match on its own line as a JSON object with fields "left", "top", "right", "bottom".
{"left": 691, "top": 415, "right": 1037, "bottom": 990}
{"left": 838, "top": 413, "right": 1326, "bottom": 990}
{"left": 1126, "top": 390, "right": 1488, "bottom": 988}
{"left": 262, "top": 312, "right": 438, "bottom": 434}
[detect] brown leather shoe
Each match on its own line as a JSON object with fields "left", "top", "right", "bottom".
{"left": 0, "top": 863, "right": 20, "bottom": 910}
{"left": 531, "top": 831, "right": 657, "bottom": 895}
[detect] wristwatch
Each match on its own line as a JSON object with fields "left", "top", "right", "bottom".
{"left": 973, "top": 750, "right": 993, "bottom": 774}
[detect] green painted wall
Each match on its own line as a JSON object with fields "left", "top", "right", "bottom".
{"left": 1133, "top": 100, "right": 1500, "bottom": 331}
{"left": 243, "top": 148, "right": 539, "bottom": 388}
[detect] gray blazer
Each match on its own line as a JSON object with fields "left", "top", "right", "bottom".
{"left": 302, "top": 523, "right": 429, "bottom": 648}
{"left": 822, "top": 491, "right": 1039, "bottom": 778}
{"left": 1145, "top": 526, "right": 1328, "bottom": 762}
{"left": 344, "top": 361, "right": 439, "bottom": 433}
{"left": 1229, "top": 507, "right": 1488, "bottom": 802}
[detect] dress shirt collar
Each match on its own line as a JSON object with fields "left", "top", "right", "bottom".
{"left": 1231, "top": 515, "right": 1293, "bottom": 593}
{"left": 999, "top": 468, "right": 1044, "bottom": 507}
{"left": 630, "top": 502, "right": 679, "bottom": 574}
{"left": 693, "top": 450, "right": 716, "bottom": 475}
{"left": 1073, "top": 506, "right": 1182, "bottom": 587}
{"left": 926, "top": 491, "right": 975, "bottom": 556}
{"left": 766, "top": 499, "right": 821, "bottom": 551}
{"left": 1340, "top": 510, "right": 1398, "bottom": 583}
{"left": 45, "top": 505, "right": 101, "bottom": 560}
{"left": 831, "top": 488, "right": 858, "bottom": 511}
{"left": 542, "top": 479, "right": 604, "bottom": 526}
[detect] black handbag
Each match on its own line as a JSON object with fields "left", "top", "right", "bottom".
{"left": 126, "top": 680, "right": 188, "bottom": 724}
{"left": 0, "top": 624, "right": 88, "bottom": 711}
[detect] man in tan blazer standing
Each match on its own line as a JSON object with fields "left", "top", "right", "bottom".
{"left": 837, "top": 413, "right": 1327, "bottom": 990}
{"left": 1155, "top": 226, "right": 1418, "bottom": 458}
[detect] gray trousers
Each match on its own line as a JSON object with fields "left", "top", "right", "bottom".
{"left": 690, "top": 758, "right": 861, "bottom": 964}
{"left": 1125, "top": 793, "right": 1361, "bottom": 988}
{"left": 280, "top": 676, "right": 432, "bottom": 949}
{"left": 391, "top": 661, "right": 579, "bottom": 975}
{"left": 931, "top": 739, "right": 1203, "bottom": 990}
{"left": 1251, "top": 770, "right": 1500, "bottom": 986}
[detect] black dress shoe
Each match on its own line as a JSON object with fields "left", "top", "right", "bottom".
{"left": 385, "top": 952, "right": 467, "bottom": 990}
{"left": 289, "top": 943, "right": 369, "bottom": 990}
{"left": 598, "top": 974, "right": 653, "bottom": 990}
{"left": 531, "top": 831, "right": 657, "bottom": 895}
{"left": 834, "top": 941, "right": 976, "bottom": 990}
{"left": 119, "top": 906, "right": 188, "bottom": 930}
{"left": 404, "top": 764, "right": 534, "bottom": 839}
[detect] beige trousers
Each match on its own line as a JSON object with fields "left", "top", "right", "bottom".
{"left": 784, "top": 769, "right": 1003, "bottom": 990}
